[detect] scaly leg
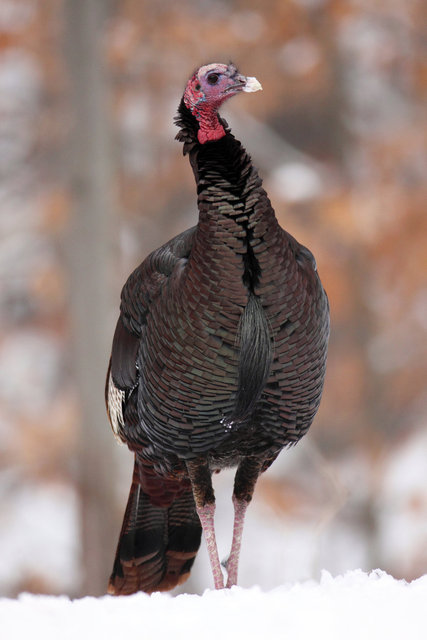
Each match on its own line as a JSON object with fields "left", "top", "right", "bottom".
{"left": 186, "top": 459, "right": 224, "bottom": 590}
{"left": 225, "top": 457, "right": 263, "bottom": 588}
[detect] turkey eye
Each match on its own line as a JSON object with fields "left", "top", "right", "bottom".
{"left": 207, "top": 73, "right": 219, "bottom": 85}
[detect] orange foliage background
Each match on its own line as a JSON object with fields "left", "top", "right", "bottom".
{"left": 0, "top": 0, "right": 425, "bottom": 596}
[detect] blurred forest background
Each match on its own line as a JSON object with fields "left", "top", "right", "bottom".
{"left": 0, "top": 0, "right": 426, "bottom": 598}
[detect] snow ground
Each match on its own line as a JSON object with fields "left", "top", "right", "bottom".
{"left": 1, "top": 570, "right": 427, "bottom": 640}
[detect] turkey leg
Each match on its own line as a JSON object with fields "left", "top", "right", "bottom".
{"left": 225, "top": 457, "right": 263, "bottom": 588}
{"left": 186, "top": 459, "right": 224, "bottom": 590}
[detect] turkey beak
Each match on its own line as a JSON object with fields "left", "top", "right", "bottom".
{"left": 225, "top": 75, "right": 262, "bottom": 94}
{"left": 241, "top": 76, "right": 262, "bottom": 93}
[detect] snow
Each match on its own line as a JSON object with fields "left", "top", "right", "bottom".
{"left": 377, "top": 431, "right": 427, "bottom": 576}
{"left": 270, "top": 162, "right": 323, "bottom": 203}
{"left": 0, "top": 484, "right": 80, "bottom": 594}
{"left": 1, "top": 571, "right": 427, "bottom": 640}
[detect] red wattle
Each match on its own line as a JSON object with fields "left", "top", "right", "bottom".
{"left": 197, "top": 124, "right": 226, "bottom": 144}
{"left": 193, "top": 103, "right": 226, "bottom": 144}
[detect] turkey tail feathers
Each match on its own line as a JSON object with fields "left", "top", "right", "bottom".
{"left": 108, "top": 462, "right": 202, "bottom": 595}
{"left": 231, "top": 293, "right": 272, "bottom": 424}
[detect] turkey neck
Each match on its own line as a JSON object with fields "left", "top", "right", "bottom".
{"left": 187, "top": 132, "right": 281, "bottom": 297}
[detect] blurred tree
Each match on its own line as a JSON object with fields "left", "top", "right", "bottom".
{"left": 63, "top": 0, "right": 118, "bottom": 595}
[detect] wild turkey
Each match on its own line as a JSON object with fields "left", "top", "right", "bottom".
{"left": 106, "top": 62, "right": 329, "bottom": 594}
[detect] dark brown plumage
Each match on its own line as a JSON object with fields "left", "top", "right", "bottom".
{"left": 106, "top": 63, "right": 329, "bottom": 594}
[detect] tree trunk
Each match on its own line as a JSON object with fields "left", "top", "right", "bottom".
{"left": 63, "top": 0, "right": 118, "bottom": 596}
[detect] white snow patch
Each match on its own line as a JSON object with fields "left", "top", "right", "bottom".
{"left": 271, "top": 162, "right": 323, "bottom": 203}
{"left": 0, "top": 483, "right": 80, "bottom": 594}
{"left": 0, "top": 330, "right": 62, "bottom": 416}
{"left": 377, "top": 431, "right": 427, "bottom": 575}
{"left": 1, "top": 571, "right": 427, "bottom": 640}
